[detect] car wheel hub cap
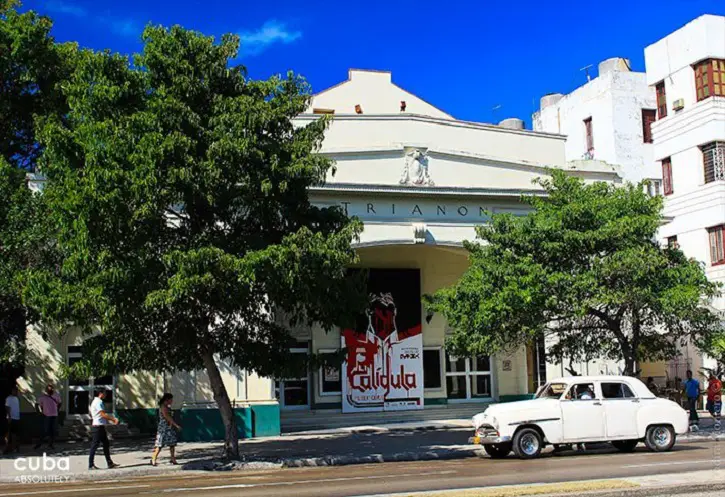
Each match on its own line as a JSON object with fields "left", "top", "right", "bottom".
{"left": 653, "top": 428, "right": 670, "bottom": 446}
{"left": 521, "top": 434, "right": 539, "bottom": 455}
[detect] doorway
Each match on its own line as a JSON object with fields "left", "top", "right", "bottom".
{"left": 66, "top": 345, "right": 115, "bottom": 418}
{"left": 274, "top": 344, "right": 310, "bottom": 410}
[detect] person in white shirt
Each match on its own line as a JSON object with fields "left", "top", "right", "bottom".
{"left": 88, "top": 389, "right": 119, "bottom": 470}
{"left": 4, "top": 385, "right": 20, "bottom": 454}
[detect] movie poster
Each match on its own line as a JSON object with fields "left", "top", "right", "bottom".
{"left": 341, "top": 268, "right": 424, "bottom": 413}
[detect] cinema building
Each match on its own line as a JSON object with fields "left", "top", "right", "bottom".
{"left": 19, "top": 69, "right": 620, "bottom": 438}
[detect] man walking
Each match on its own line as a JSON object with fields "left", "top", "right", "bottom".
{"left": 683, "top": 370, "right": 701, "bottom": 429}
{"left": 35, "top": 384, "right": 62, "bottom": 450}
{"left": 3, "top": 385, "right": 20, "bottom": 454}
{"left": 88, "top": 389, "right": 120, "bottom": 470}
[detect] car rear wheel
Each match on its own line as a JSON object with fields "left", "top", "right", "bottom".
{"left": 644, "top": 425, "right": 675, "bottom": 452}
{"left": 483, "top": 442, "right": 512, "bottom": 459}
{"left": 512, "top": 428, "right": 543, "bottom": 459}
{"left": 611, "top": 439, "right": 638, "bottom": 452}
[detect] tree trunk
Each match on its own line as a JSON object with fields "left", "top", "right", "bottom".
{"left": 201, "top": 347, "right": 240, "bottom": 460}
{"left": 623, "top": 354, "right": 636, "bottom": 377}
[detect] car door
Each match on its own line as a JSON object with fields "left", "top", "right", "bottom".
{"left": 560, "top": 382, "right": 606, "bottom": 441}
{"left": 601, "top": 381, "right": 640, "bottom": 439}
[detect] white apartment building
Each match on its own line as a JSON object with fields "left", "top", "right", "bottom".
{"left": 644, "top": 14, "right": 725, "bottom": 381}
{"left": 533, "top": 57, "right": 660, "bottom": 188}
{"left": 532, "top": 58, "right": 659, "bottom": 379}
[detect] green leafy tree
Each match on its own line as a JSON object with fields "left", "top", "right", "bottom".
{"left": 26, "top": 25, "right": 366, "bottom": 458}
{"left": 0, "top": 2, "right": 69, "bottom": 373}
{"left": 425, "top": 170, "right": 722, "bottom": 377}
{"left": 1, "top": 1, "right": 71, "bottom": 170}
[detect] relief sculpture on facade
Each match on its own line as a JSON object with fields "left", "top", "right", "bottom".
{"left": 399, "top": 148, "right": 434, "bottom": 186}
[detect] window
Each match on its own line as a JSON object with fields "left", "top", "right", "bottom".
{"left": 644, "top": 179, "right": 661, "bottom": 197}
{"left": 318, "top": 349, "right": 341, "bottom": 396}
{"left": 583, "top": 117, "right": 594, "bottom": 153}
{"left": 423, "top": 348, "right": 442, "bottom": 390}
{"left": 642, "top": 109, "right": 656, "bottom": 143}
{"left": 445, "top": 354, "right": 492, "bottom": 400}
{"left": 667, "top": 235, "right": 678, "bottom": 249}
{"left": 662, "top": 157, "right": 673, "bottom": 195}
{"left": 695, "top": 59, "right": 725, "bottom": 102}
{"left": 656, "top": 81, "right": 667, "bottom": 119}
{"left": 703, "top": 142, "right": 725, "bottom": 183}
{"left": 536, "top": 382, "right": 567, "bottom": 399}
{"left": 709, "top": 225, "right": 725, "bottom": 265}
{"left": 565, "top": 383, "right": 596, "bottom": 400}
{"left": 601, "top": 382, "right": 636, "bottom": 399}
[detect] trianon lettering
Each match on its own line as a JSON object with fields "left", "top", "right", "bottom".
{"left": 337, "top": 202, "right": 490, "bottom": 218}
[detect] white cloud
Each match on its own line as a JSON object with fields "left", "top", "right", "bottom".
{"left": 44, "top": 0, "right": 87, "bottom": 17}
{"left": 238, "top": 20, "right": 302, "bottom": 57}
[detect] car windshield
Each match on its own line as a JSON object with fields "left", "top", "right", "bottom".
{"left": 536, "top": 382, "right": 567, "bottom": 399}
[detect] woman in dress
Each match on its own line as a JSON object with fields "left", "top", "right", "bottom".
{"left": 151, "top": 393, "right": 181, "bottom": 466}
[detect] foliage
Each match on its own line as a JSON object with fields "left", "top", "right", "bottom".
{"left": 26, "top": 24, "right": 367, "bottom": 458}
{"left": 425, "top": 170, "right": 723, "bottom": 376}
{"left": 0, "top": 1, "right": 72, "bottom": 170}
{"left": 0, "top": 2, "right": 68, "bottom": 370}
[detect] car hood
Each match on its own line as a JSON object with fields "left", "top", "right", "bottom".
{"left": 472, "top": 399, "right": 559, "bottom": 429}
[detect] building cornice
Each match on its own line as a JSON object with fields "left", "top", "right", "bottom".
{"left": 309, "top": 183, "right": 546, "bottom": 199}
{"left": 295, "top": 113, "right": 567, "bottom": 140}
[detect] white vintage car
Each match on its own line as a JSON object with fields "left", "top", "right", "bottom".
{"left": 470, "top": 375, "right": 689, "bottom": 459}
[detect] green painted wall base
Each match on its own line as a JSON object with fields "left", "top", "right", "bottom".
{"left": 119, "top": 404, "right": 281, "bottom": 441}
{"left": 424, "top": 397, "right": 448, "bottom": 406}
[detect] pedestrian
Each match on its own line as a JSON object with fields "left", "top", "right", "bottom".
{"left": 683, "top": 370, "right": 701, "bottom": 429}
{"left": 707, "top": 372, "right": 722, "bottom": 418}
{"left": 150, "top": 393, "right": 181, "bottom": 466}
{"left": 646, "top": 377, "right": 659, "bottom": 396}
{"left": 88, "top": 389, "right": 120, "bottom": 470}
{"left": 34, "top": 384, "right": 61, "bottom": 450}
{"left": 3, "top": 385, "right": 20, "bottom": 454}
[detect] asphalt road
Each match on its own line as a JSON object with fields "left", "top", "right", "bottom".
{"left": 0, "top": 443, "right": 722, "bottom": 497}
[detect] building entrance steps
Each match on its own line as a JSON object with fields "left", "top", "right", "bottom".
{"left": 280, "top": 403, "right": 491, "bottom": 433}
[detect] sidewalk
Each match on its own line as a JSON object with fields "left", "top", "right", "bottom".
{"left": 1, "top": 415, "right": 723, "bottom": 482}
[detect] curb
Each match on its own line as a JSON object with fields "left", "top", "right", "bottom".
{"left": 282, "top": 449, "right": 484, "bottom": 468}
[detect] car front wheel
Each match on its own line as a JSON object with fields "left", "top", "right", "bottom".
{"left": 512, "top": 428, "right": 543, "bottom": 459}
{"left": 483, "top": 442, "right": 512, "bottom": 459}
{"left": 611, "top": 440, "right": 638, "bottom": 452}
{"left": 644, "top": 425, "right": 675, "bottom": 452}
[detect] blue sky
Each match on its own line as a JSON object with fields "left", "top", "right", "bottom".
{"left": 20, "top": 0, "right": 725, "bottom": 126}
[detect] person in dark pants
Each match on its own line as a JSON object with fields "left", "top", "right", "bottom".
{"left": 35, "top": 384, "right": 62, "bottom": 450}
{"left": 88, "top": 389, "right": 120, "bottom": 470}
{"left": 683, "top": 370, "right": 701, "bottom": 429}
{"left": 3, "top": 385, "right": 20, "bottom": 454}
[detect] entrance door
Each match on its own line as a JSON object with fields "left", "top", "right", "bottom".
{"left": 445, "top": 354, "right": 493, "bottom": 401}
{"left": 560, "top": 382, "right": 606, "bottom": 441}
{"left": 66, "top": 346, "right": 115, "bottom": 418}
{"left": 275, "top": 345, "right": 310, "bottom": 410}
{"left": 601, "top": 381, "right": 640, "bottom": 438}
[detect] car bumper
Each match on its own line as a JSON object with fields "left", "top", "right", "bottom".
{"left": 468, "top": 435, "right": 512, "bottom": 445}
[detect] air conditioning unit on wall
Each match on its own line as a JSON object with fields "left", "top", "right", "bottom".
{"left": 673, "top": 99, "right": 685, "bottom": 111}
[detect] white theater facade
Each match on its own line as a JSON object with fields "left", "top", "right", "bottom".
{"left": 276, "top": 69, "right": 620, "bottom": 424}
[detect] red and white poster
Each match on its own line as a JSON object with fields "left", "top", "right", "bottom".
{"left": 341, "top": 269, "right": 424, "bottom": 413}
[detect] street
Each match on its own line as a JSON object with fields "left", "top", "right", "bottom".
{"left": 0, "top": 442, "right": 722, "bottom": 497}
